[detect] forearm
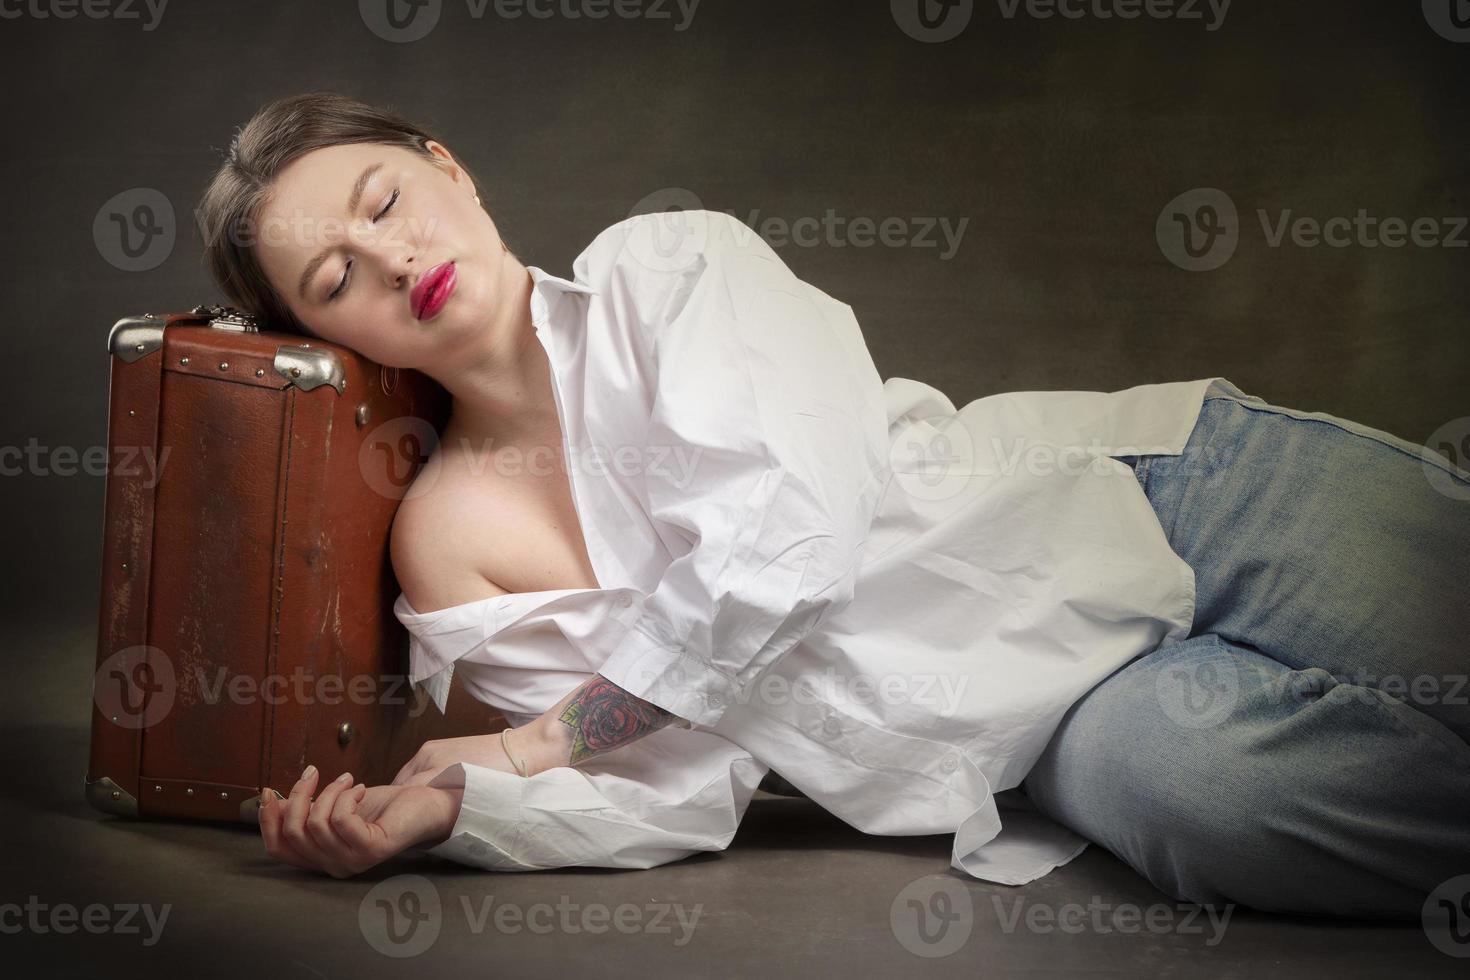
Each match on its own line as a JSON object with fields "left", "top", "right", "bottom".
{"left": 519, "top": 674, "right": 691, "bottom": 775}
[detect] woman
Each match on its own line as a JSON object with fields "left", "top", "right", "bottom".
{"left": 198, "top": 92, "right": 1468, "bottom": 919}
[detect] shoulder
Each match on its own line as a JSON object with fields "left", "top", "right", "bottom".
{"left": 572, "top": 209, "right": 797, "bottom": 329}
{"left": 389, "top": 455, "right": 511, "bottom": 612}
{"left": 573, "top": 209, "right": 785, "bottom": 288}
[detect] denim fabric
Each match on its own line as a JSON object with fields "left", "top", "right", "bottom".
{"left": 1022, "top": 378, "right": 1470, "bottom": 919}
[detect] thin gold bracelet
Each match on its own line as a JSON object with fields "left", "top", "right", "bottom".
{"left": 501, "top": 726, "right": 530, "bottom": 778}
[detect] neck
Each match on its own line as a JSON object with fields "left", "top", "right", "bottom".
{"left": 423, "top": 265, "right": 559, "bottom": 447}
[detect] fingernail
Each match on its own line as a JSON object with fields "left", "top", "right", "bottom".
{"left": 302, "top": 764, "right": 317, "bottom": 781}
{"left": 353, "top": 782, "right": 365, "bottom": 793}
{"left": 260, "top": 786, "right": 273, "bottom": 806}
{"left": 336, "top": 771, "right": 352, "bottom": 784}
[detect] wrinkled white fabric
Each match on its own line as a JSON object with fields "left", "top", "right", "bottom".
{"left": 399, "top": 209, "right": 1221, "bottom": 882}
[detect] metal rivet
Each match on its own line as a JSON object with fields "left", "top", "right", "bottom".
{"left": 299, "top": 343, "right": 311, "bottom": 348}
{"left": 290, "top": 367, "right": 302, "bottom": 378}
{"left": 338, "top": 722, "right": 355, "bottom": 746}
{"left": 134, "top": 343, "right": 145, "bottom": 353}
{"left": 219, "top": 792, "right": 229, "bottom": 801}
{"left": 218, "top": 361, "right": 229, "bottom": 371}
{"left": 179, "top": 356, "right": 190, "bottom": 366}
{"left": 128, "top": 409, "right": 136, "bottom": 417}
{"left": 154, "top": 785, "right": 162, "bottom": 793}
{"left": 121, "top": 562, "right": 128, "bottom": 571}
{"left": 185, "top": 787, "right": 194, "bottom": 797}
{"left": 255, "top": 368, "right": 265, "bottom": 377}
{"left": 111, "top": 716, "right": 118, "bottom": 723}
{"left": 355, "top": 404, "right": 370, "bottom": 428}
{"left": 111, "top": 790, "right": 121, "bottom": 800}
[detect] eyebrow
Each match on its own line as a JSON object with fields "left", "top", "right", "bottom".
{"left": 296, "top": 161, "right": 383, "bottom": 300}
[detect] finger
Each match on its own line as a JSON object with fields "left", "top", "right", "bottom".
{"left": 306, "top": 771, "right": 357, "bottom": 859}
{"left": 391, "top": 750, "right": 422, "bottom": 786}
{"left": 259, "top": 787, "right": 316, "bottom": 872}
{"left": 330, "top": 784, "right": 379, "bottom": 859}
{"left": 392, "top": 746, "right": 436, "bottom": 787}
{"left": 278, "top": 764, "right": 323, "bottom": 861}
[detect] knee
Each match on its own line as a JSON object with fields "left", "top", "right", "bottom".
{"left": 1028, "top": 635, "right": 1468, "bottom": 917}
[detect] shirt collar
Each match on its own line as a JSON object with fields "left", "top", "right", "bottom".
{"left": 525, "top": 265, "right": 598, "bottom": 326}
{"left": 526, "top": 264, "right": 598, "bottom": 296}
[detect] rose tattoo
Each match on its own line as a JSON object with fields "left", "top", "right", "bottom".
{"left": 557, "top": 675, "right": 689, "bottom": 764}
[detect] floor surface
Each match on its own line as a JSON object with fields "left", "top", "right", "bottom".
{"left": 4, "top": 620, "right": 1461, "bottom": 978}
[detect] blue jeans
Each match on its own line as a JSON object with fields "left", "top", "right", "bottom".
{"left": 1021, "top": 378, "right": 1470, "bottom": 920}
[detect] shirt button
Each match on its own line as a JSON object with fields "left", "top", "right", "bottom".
{"left": 821, "top": 717, "right": 842, "bottom": 737}
{"left": 940, "top": 753, "right": 960, "bottom": 773}
{"left": 705, "top": 692, "right": 725, "bottom": 708}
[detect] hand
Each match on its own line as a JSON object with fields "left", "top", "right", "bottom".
{"left": 392, "top": 727, "right": 563, "bottom": 786}
{"left": 259, "top": 765, "right": 463, "bottom": 878}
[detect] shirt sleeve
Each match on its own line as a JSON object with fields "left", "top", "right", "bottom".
{"left": 571, "top": 209, "right": 892, "bottom": 729}
{"left": 423, "top": 724, "right": 768, "bottom": 871}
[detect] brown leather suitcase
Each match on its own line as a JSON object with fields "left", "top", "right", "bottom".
{"left": 87, "top": 305, "right": 506, "bottom": 823}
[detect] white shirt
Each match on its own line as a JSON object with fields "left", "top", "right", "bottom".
{"left": 399, "top": 209, "right": 1223, "bottom": 882}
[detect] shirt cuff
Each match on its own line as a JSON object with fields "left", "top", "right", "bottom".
{"left": 595, "top": 624, "right": 741, "bottom": 729}
{"left": 423, "top": 762, "right": 537, "bottom": 871}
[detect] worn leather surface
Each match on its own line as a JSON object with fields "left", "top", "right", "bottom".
{"left": 89, "top": 317, "right": 504, "bottom": 821}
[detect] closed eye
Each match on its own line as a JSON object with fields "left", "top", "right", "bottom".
{"left": 328, "top": 188, "right": 401, "bottom": 301}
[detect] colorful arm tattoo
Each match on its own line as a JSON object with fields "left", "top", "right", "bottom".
{"left": 554, "top": 674, "right": 692, "bottom": 765}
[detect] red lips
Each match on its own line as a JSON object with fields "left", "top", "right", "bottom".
{"left": 411, "top": 261, "right": 456, "bottom": 321}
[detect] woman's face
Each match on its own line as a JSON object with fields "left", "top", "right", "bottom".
{"left": 253, "top": 140, "right": 519, "bottom": 369}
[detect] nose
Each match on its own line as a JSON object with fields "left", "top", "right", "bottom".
{"left": 384, "top": 250, "right": 415, "bottom": 290}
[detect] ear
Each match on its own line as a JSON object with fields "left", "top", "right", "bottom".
{"left": 423, "top": 139, "right": 472, "bottom": 193}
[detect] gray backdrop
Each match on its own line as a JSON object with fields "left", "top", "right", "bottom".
{"left": 2, "top": 0, "right": 1466, "bottom": 629}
